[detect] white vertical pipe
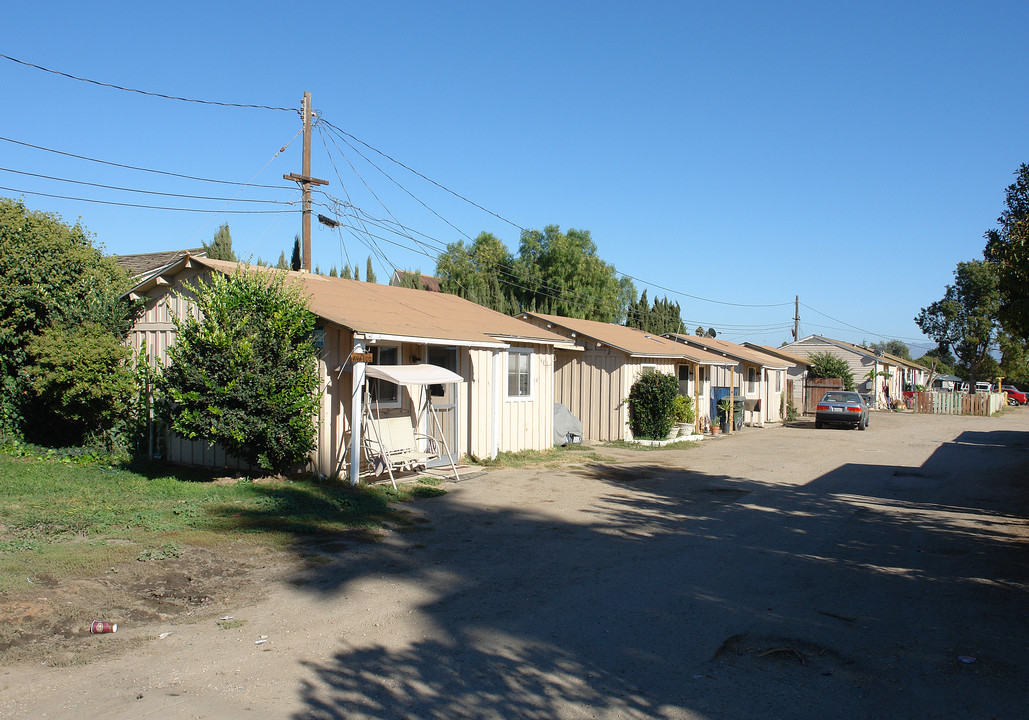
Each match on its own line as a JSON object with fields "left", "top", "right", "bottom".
{"left": 349, "top": 339, "right": 366, "bottom": 485}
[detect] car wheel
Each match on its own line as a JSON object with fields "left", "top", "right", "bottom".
{"left": 815, "top": 421, "right": 823, "bottom": 429}
{"left": 858, "top": 417, "right": 866, "bottom": 430}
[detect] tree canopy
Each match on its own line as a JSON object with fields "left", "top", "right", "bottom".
{"left": 625, "top": 290, "right": 685, "bottom": 335}
{"left": 290, "top": 235, "right": 302, "bottom": 271}
{"left": 203, "top": 223, "right": 237, "bottom": 262}
{"left": 806, "top": 351, "right": 855, "bottom": 390}
{"left": 915, "top": 259, "right": 1001, "bottom": 385}
{"left": 436, "top": 226, "right": 635, "bottom": 322}
{"left": 984, "top": 163, "right": 1029, "bottom": 339}
{"left": 0, "top": 198, "right": 132, "bottom": 438}
{"left": 867, "top": 339, "right": 911, "bottom": 360}
{"left": 157, "top": 268, "right": 320, "bottom": 472}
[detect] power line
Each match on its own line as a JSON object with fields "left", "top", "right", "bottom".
{"left": 320, "top": 118, "right": 524, "bottom": 232}
{"left": 0, "top": 186, "right": 297, "bottom": 214}
{"left": 0, "top": 53, "right": 296, "bottom": 112}
{"left": 0, "top": 167, "right": 297, "bottom": 205}
{"left": 0, "top": 135, "right": 295, "bottom": 189}
{"left": 319, "top": 122, "right": 474, "bottom": 245}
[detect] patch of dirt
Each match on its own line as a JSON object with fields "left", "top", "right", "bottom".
{"left": 710, "top": 633, "right": 869, "bottom": 682}
{"left": 0, "top": 542, "right": 287, "bottom": 667}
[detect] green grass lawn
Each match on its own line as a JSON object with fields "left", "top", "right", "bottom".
{"left": 0, "top": 453, "right": 445, "bottom": 592}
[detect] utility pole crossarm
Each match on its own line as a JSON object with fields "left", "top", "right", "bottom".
{"left": 283, "top": 172, "right": 328, "bottom": 186}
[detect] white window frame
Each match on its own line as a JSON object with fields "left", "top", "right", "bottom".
{"left": 370, "top": 344, "right": 402, "bottom": 409}
{"left": 747, "top": 366, "right": 758, "bottom": 393}
{"left": 506, "top": 348, "right": 534, "bottom": 401}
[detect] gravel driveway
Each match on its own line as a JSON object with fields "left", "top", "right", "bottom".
{"left": 3, "top": 409, "right": 1027, "bottom": 719}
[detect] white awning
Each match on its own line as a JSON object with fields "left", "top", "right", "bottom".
{"left": 364, "top": 363, "right": 465, "bottom": 386}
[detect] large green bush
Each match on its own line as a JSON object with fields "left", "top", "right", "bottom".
{"left": 0, "top": 198, "right": 133, "bottom": 439}
{"left": 157, "top": 268, "right": 320, "bottom": 473}
{"left": 627, "top": 371, "right": 679, "bottom": 439}
{"left": 807, "top": 351, "right": 856, "bottom": 390}
{"left": 21, "top": 323, "right": 134, "bottom": 448}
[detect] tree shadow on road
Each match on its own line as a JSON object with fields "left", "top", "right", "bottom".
{"left": 286, "top": 429, "right": 1029, "bottom": 719}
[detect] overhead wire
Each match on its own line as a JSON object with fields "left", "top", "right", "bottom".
{"left": 318, "top": 120, "right": 474, "bottom": 245}
{"left": 316, "top": 121, "right": 439, "bottom": 273}
{"left": 0, "top": 135, "right": 295, "bottom": 189}
{"left": 0, "top": 53, "right": 297, "bottom": 112}
{"left": 0, "top": 167, "right": 296, "bottom": 205}
{"left": 0, "top": 186, "right": 296, "bottom": 214}
{"left": 320, "top": 118, "right": 524, "bottom": 232}
{"left": 313, "top": 125, "right": 401, "bottom": 278}
{"left": 313, "top": 125, "right": 916, "bottom": 340}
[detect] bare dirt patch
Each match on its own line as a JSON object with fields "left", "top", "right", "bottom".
{"left": 0, "top": 541, "right": 286, "bottom": 667}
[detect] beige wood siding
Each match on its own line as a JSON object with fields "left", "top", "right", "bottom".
{"left": 499, "top": 343, "right": 555, "bottom": 453}
{"left": 466, "top": 345, "right": 555, "bottom": 458}
{"left": 552, "top": 349, "right": 680, "bottom": 442}
{"left": 314, "top": 323, "right": 352, "bottom": 479}
{"left": 554, "top": 347, "right": 625, "bottom": 442}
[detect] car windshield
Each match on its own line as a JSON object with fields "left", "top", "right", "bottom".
{"left": 822, "top": 392, "right": 860, "bottom": 403}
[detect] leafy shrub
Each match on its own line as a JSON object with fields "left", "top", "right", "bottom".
{"left": 0, "top": 198, "right": 132, "bottom": 437}
{"left": 807, "top": 351, "right": 855, "bottom": 390}
{"left": 157, "top": 268, "right": 320, "bottom": 473}
{"left": 628, "top": 371, "right": 679, "bottom": 439}
{"left": 671, "top": 394, "right": 695, "bottom": 424}
{"left": 21, "top": 322, "right": 134, "bottom": 449}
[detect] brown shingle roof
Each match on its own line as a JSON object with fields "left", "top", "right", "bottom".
{"left": 135, "top": 257, "right": 569, "bottom": 347}
{"left": 114, "top": 249, "right": 205, "bottom": 278}
{"left": 665, "top": 334, "right": 791, "bottom": 368}
{"left": 522, "top": 313, "right": 731, "bottom": 364}
{"left": 743, "top": 343, "right": 810, "bottom": 367}
{"left": 390, "top": 270, "right": 442, "bottom": 292}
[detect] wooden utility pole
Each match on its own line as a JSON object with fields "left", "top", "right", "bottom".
{"left": 792, "top": 295, "right": 800, "bottom": 341}
{"left": 284, "top": 91, "right": 328, "bottom": 271}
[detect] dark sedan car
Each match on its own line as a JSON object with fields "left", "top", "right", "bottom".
{"left": 815, "top": 391, "right": 869, "bottom": 430}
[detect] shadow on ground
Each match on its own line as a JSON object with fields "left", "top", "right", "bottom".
{"left": 285, "top": 428, "right": 1029, "bottom": 719}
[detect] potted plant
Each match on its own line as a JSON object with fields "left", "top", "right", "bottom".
{"left": 717, "top": 396, "right": 734, "bottom": 434}
{"left": 671, "top": 394, "right": 695, "bottom": 436}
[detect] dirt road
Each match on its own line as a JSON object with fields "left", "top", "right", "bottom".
{"left": 2, "top": 410, "right": 1027, "bottom": 719}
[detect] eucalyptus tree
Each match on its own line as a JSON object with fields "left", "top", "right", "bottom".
{"left": 915, "top": 259, "right": 1001, "bottom": 386}
{"left": 984, "top": 163, "right": 1029, "bottom": 339}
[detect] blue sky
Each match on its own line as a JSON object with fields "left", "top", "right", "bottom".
{"left": 3, "top": 1, "right": 1027, "bottom": 353}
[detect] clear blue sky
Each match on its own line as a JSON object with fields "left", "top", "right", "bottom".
{"left": 3, "top": 1, "right": 1027, "bottom": 353}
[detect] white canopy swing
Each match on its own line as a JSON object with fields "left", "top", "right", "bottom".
{"left": 361, "top": 363, "right": 465, "bottom": 489}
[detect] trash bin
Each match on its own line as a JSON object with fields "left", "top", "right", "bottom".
{"left": 717, "top": 396, "right": 746, "bottom": 432}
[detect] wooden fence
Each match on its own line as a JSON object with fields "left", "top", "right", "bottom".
{"left": 804, "top": 378, "right": 844, "bottom": 414}
{"left": 909, "top": 391, "right": 1003, "bottom": 416}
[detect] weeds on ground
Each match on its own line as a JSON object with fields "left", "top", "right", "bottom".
{"left": 0, "top": 451, "right": 445, "bottom": 592}
{"left": 603, "top": 439, "right": 703, "bottom": 451}
{"left": 473, "top": 445, "right": 610, "bottom": 468}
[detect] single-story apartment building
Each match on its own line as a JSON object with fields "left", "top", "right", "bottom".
{"left": 126, "top": 256, "right": 573, "bottom": 482}
{"left": 742, "top": 342, "right": 812, "bottom": 416}
{"left": 517, "top": 313, "right": 731, "bottom": 441}
{"left": 664, "top": 334, "right": 792, "bottom": 426}
{"left": 783, "top": 335, "right": 922, "bottom": 408}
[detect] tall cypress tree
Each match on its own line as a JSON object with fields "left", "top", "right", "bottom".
{"left": 203, "top": 224, "right": 237, "bottom": 262}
